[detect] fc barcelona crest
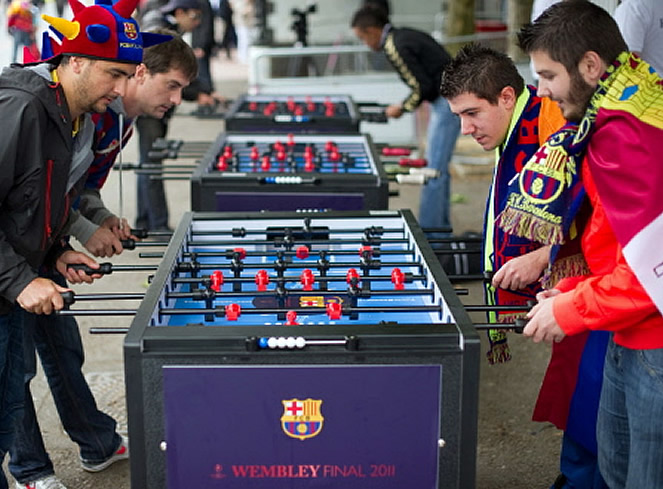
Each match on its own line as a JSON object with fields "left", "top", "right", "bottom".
{"left": 281, "top": 398, "right": 323, "bottom": 441}
{"left": 124, "top": 22, "right": 138, "bottom": 40}
{"left": 518, "top": 145, "right": 568, "bottom": 205}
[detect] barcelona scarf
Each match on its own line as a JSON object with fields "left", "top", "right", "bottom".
{"left": 484, "top": 86, "right": 546, "bottom": 364}
{"left": 496, "top": 54, "right": 624, "bottom": 282}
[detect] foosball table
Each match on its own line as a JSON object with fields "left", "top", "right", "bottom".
{"left": 190, "top": 133, "right": 390, "bottom": 212}
{"left": 123, "top": 210, "right": 480, "bottom": 489}
{"left": 224, "top": 94, "right": 362, "bottom": 133}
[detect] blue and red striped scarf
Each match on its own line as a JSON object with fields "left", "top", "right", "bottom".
{"left": 484, "top": 86, "right": 546, "bottom": 364}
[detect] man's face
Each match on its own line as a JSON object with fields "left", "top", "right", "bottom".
{"left": 531, "top": 50, "right": 596, "bottom": 123}
{"left": 448, "top": 90, "right": 515, "bottom": 151}
{"left": 352, "top": 26, "right": 382, "bottom": 51}
{"left": 73, "top": 58, "right": 136, "bottom": 114}
{"left": 174, "top": 8, "right": 202, "bottom": 32}
{"left": 136, "top": 67, "right": 191, "bottom": 118}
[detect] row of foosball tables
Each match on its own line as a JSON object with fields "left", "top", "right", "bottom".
{"left": 78, "top": 94, "right": 518, "bottom": 489}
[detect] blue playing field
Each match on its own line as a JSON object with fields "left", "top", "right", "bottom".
{"left": 151, "top": 215, "right": 454, "bottom": 328}
{"left": 223, "top": 141, "right": 372, "bottom": 174}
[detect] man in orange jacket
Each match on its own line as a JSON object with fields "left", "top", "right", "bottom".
{"left": 513, "top": 2, "right": 663, "bottom": 487}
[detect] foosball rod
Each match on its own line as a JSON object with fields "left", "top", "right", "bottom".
{"left": 147, "top": 149, "right": 207, "bottom": 160}
{"left": 135, "top": 231, "right": 482, "bottom": 248}
{"left": 173, "top": 260, "right": 424, "bottom": 271}
{"left": 128, "top": 228, "right": 172, "bottom": 239}
{"left": 161, "top": 271, "right": 489, "bottom": 283}
{"left": 170, "top": 271, "right": 426, "bottom": 286}
{"left": 155, "top": 304, "right": 441, "bottom": 316}
{"left": 67, "top": 263, "right": 157, "bottom": 274}
{"left": 178, "top": 225, "right": 453, "bottom": 237}
{"left": 129, "top": 226, "right": 466, "bottom": 241}
{"left": 113, "top": 163, "right": 197, "bottom": 172}
{"left": 64, "top": 302, "right": 530, "bottom": 319}
{"left": 114, "top": 237, "right": 179, "bottom": 249}
{"left": 168, "top": 270, "right": 488, "bottom": 284}
{"left": 134, "top": 169, "right": 195, "bottom": 175}
{"left": 88, "top": 320, "right": 528, "bottom": 336}
{"left": 169, "top": 274, "right": 469, "bottom": 295}
{"left": 69, "top": 261, "right": 423, "bottom": 276}
{"left": 152, "top": 138, "right": 212, "bottom": 150}
{"left": 145, "top": 175, "right": 190, "bottom": 181}
{"left": 138, "top": 247, "right": 479, "bottom": 260}
{"left": 128, "top": 228, "right": 474, "bottom": 243}
{"left": 474, "top": 318, "right": 528, "bottom": 333}
{"left": 62, "top": 304, "right": 445, "bottom": 319}
{"left": 132, "top": 236, "right": 458, "bottom": 247}
{"left": 61, "top": 285, "right": 451, "bottom": 303}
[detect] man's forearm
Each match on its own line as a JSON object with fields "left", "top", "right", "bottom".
{"left": 79, "top": 189, "right": 115, "bottom": 226}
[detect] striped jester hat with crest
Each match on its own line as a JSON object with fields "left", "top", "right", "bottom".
{"left": 41, "top": 0, "right": 171, "bottom": 64}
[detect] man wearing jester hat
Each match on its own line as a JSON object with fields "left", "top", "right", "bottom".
{"left": 0, "top": 0, "right": 170, "bottom": 487}
{"left": 9, "top": 30, "right": 197, "bottom": 489}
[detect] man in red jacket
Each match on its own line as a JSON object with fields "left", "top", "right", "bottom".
{"left": 513, "top": 2, "right": 663, "bottom": 487}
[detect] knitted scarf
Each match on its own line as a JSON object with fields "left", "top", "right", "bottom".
{"left": 496, "top": 52, "right": 635, "bottom": 282}
{"left": 484, "top": 86, "right": 546, "bottom": 364}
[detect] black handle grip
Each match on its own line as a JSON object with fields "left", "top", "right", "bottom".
{"left": 68, "top": 262, "right": 113, "bottom": 275}
{"left": 120, "top": 239, "right": 136, "bottom": 250}
{"left": 130, "top": 228, "right": 149, "bottom": 239}
{"left": 61, "top": 291, "right": 75, "bottom": 306}
{"left": 514, "top": 318, "right": 528, "bottom": 334}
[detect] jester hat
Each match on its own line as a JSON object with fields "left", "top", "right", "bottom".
{"left": 41, "top": 0, "right": 171, "bottom": 64}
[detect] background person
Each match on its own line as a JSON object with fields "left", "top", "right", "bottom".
{"left": 350, "top": 4, "right": 460, "bottom": 234}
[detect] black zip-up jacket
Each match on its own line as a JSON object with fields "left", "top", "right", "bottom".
{"left": 0, "top": 64, "right": 75, "bottom": 313}
{"left": 382, "top": 26, "right": 452, "bottom": 112}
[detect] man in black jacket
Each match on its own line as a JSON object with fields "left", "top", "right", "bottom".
{"left": 0, "top": 0, "right": 163, "bottom": 486}
{"left": 351, "top": 5, "right": 460, "bottom": 233}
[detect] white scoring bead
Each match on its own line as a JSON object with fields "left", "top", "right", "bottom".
{"left": 295, "top": 337, "right": 306, "bottom": 348}
{"left": 286, "top": 337, "right": 297, "bottom": 348}
{"left": 267, "top": 337, "right": 278, "bottom": 349}
{"left": 277, "top": 337, "right": 287, "bottom": 348}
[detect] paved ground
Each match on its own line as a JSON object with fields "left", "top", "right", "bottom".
{"left": 1, "top": 13, "right": 561, "bottom": 487}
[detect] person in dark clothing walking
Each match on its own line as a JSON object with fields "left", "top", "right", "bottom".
{"left": 351, "top": 5, "right": 460, "bottom": 233}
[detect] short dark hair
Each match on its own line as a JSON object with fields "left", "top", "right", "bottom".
{"left": 142, "top": 28, "right": 198, "bottom": 82}
{"left": 439, "top": 43, "right": 524, "bottom": 104}
{"left": 350, "top": 4, "right": 389, "bottom": 30}
{"left": 517, "top": 0, "right": 627, "bottom": 74}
